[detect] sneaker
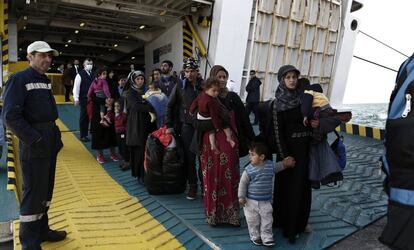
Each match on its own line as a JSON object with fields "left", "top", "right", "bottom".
{"left": 80, "top": 137, "right": 90, "bottom": 142}
{"left": 263, "top": 240, "right": 275, "bottom": 247}
{"left": 41, "top": 230, "right": 67, "bottom": 242}
{"left": 97, "top": 154, "right": 105, "bottom": 164}
{"left": 110, "top": 154, "right": 120, "bottom": 162}
{"left": 186, "top": 186, "right": 197, "bottom": 200}
{"left": 251, "top": 238, "right": 263, "bottom": 246}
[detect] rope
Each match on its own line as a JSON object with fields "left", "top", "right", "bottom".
{"left": 353, "top": 55, "right": 398, "bottom": 73}
{"left": 359, "top": 30, "right": 409, "bottom": 58}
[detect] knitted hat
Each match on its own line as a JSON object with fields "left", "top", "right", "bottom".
{"left": 277, "top": 65, "right": 300, "bottom": 83}
{"left": 183, "top": 57, "right": 199, "bottom": 69}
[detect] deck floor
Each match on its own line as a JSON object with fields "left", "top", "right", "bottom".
{"left": 4, "top": 104, "right": 387, "bottom": 249}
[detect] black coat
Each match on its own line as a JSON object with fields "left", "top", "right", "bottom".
{"left": 125, "top": 88, "right": 156, "bottom": 146}
{"left": 245, "top": 77, "right": 262, "bottom": 103}
{"left": 257, "top": 100, "right": 312, "bottom": 239}
{"left": 220, "top": 91, "right": 255, "bottom": 157}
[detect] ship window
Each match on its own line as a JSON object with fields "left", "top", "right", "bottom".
{"left": 351, "top": 19, "right": 358, "bottom": 31}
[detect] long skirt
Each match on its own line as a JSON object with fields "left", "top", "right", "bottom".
{"left": 200, "top": 128, "right": 240, "bottom": 226}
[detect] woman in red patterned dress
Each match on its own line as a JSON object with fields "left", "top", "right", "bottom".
{"left": 199, "top": 65, "right": 254, "bottom": 226}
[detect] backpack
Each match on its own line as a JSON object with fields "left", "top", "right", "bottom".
{"left": 330, "top": 130, "right": 346, "bottom": 170}
{"left": 144, "top": 126, "right": 186, "bottom": 195}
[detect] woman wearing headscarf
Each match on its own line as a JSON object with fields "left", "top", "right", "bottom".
{"left": 124, "top": 70, "right": 156, "bottom": 183}
{"left": 257, "top": 65, "right": 312, "bottom": 243}
{"left": 210, "top": 65, "right": 255, "bottom": 158}
{"left": 197, "top": 65, "right": 254, "bottom": 226}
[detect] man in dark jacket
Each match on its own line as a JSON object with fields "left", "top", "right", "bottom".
{"left": 245, "top": 70, "right": 262, "bottom": 124}
{"left": 165, "top": 57, "right": 202, "bottom": 200}
{"left": 72, "top": 58, "right": 94, "bottom": 142}
{"left": 3, "top": 41, "right": 65, "bottom": 250}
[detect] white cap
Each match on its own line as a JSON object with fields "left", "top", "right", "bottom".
{"left": 27, "top": 41, "right": 59, "bottom": 56}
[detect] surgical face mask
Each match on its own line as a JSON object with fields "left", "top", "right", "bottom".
{"left": 85, "top": 64, "right": 93, "bottom": 71}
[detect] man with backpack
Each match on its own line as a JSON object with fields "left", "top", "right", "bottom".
{"left": 165, "top": 57, "right": 203, "bottom": 200}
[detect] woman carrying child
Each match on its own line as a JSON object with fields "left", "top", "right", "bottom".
{"left": 198, "top": 69, "right": 241, "bottom": 227}
{"left": 125, "top": 70, "right": 156, "bottom": 183}
{"left": 189, "top": 77, "right": 236, "bottom": 153}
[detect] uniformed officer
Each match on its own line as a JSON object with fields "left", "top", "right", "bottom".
{"left": 3, "top": 41, "right": 65, "bottom": 249}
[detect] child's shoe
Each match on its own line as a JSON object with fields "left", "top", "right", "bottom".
{"left": 110, "top": 154, "right": 120, "bottom": 162}
{"left": 263, "top": 240, "right": 275, "bottom": 247}
{"left": 251, "top": 238, "right": 262, "bottom": 246}
{"left": 97, "top": 153, "right": 105, "bottom": 164}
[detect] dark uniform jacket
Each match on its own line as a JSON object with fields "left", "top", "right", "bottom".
{"left": 3, "top": 67, "right": 59, "bottom": 145}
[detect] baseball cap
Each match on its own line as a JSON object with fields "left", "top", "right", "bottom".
{"left": 27, "top": 41, "right": 59, "bottom": 56}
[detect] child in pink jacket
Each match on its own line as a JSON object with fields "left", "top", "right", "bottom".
{"left": 87, "top": 68, "right": 111, "bottom": 126}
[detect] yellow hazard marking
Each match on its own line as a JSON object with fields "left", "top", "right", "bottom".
{"left": 373, "top": 128, "right": 381, "bottom": 140}
{"left": 13, "top": 120, "right": 185, "bottom": 250}
{"left": 358, "top": 125, "right": 366, "bottom": 137}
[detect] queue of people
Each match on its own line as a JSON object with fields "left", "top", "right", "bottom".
{"left": 4, "top": 40, "right": 354, "bottom": 250}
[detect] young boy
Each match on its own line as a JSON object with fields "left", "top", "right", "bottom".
{"left": 238, "top": 142, "right": 295, "bottom": 247}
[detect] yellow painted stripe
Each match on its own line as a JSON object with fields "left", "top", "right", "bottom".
{"left": 2, "top": 44, "right": 8, "bottom": 50}
{"left": 183, "top": 36, "right": 193, "bottom": 44}
{"left": 8, "top": 171, "right": 15, "bottom": 179}
{"left": 184, "top": 49, "right": 193, "bottom": 56}
{"left": 373, "top": 128, "right": 381, "bottom": 140}
{"left": 183, "top": 29, "right": 192, "bottom": 37}
{"left": 358, "top": 125, "right": 366, "bottom": 137}
{"left": 345, "top": 123, "right": 353, "bottom": 134}
{"left": 12, "top": 120, "right": 185, "bottom": 250}
{"left": 183, "top": 42, "right": 193, "bottom": 51}
{"left": 7, "top": 184, "right": 15, "bottom": 190}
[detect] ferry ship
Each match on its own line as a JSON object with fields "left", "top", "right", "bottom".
{"left": 0, "top": 0, "right": 389, "bottom": 249}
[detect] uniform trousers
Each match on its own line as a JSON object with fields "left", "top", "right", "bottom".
{"left": 19, "top": 124, "right": 61, "bottom": 250}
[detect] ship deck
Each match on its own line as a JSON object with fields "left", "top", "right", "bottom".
{"left": 2, "top": 103, "right": 387, "bottom": 249}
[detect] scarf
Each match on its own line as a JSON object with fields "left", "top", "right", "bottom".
{"left": 274, "top": 81, "right": 301, "bottom": 112}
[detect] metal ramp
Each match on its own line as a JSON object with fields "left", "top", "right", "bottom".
{"left": 11, "top": 121, "right": 186, "bottom": 250}
{"left": 57, "top": 104, "right": 387, "bottom": 249}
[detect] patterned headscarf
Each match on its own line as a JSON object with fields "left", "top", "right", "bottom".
{"left": 183, "top": 57, "right": 199, "bottom": 69}
{"left": 274, "top": 65, "right": 301, "bottom": 112}
{"left": 125, "top": 70, "right": 145, "bottom": 91}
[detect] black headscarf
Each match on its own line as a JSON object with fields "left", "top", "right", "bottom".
{"left": 274, "top": 65, "right": 301, "bottom": 112}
